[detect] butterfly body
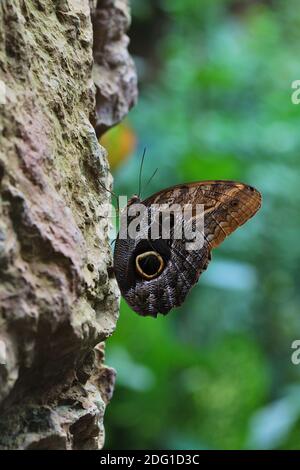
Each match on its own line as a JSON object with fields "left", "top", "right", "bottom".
{"left": 113, "top": 180, "right": 261, "bottom": 317}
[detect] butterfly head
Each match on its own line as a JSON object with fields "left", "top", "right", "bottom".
{"left": 128, "top": 194, "right": 141, "bottom": 206}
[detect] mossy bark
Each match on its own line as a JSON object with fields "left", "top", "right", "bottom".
{"left": 0, "top": 0, "right": 137, "bottom": 449}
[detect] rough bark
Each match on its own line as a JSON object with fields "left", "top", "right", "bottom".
{"left": 0, "top": 0, "right": 137, "bottom": 450}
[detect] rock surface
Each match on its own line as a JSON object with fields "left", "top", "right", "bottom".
{"left": 92, "top": 0, "right": 137, "bottom": 136}
{"left": 0, "top": 0, "right": 137, "bottom": 449}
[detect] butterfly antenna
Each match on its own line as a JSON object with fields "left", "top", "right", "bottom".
{"left": 99, "top": 180, "right": 120, "bottom": 213}
{"left": 138, "top": 147, "right": 147, "bottom": 199}
{"left": 144, "top": 168, "right": 158, "bottom": 192}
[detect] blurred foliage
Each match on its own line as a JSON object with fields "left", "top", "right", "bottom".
{"left": 105, "top": 0, "right": 300, "bottom": 449}
{"left": 100, "top": 121, "right": 137, "bottom": 171}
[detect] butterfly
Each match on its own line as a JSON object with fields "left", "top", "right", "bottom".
{"left": 113, "top": 180, "right": 261, "bottom": 317}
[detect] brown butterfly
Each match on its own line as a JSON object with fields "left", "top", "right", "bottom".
{"left": 113, "top": 180, "right": 261, "bottom": 317}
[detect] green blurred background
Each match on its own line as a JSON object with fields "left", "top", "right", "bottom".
{"left": 103, "top": 0, "right": 300, "bottom": 450}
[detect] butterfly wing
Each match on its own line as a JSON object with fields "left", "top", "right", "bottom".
{"left": 143, "top": 180, "right": 261, "bottom": 249}
{"left": 114, "top": 180, "right": 261, "bottom": 317}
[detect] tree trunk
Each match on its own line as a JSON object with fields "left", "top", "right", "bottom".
{"left": 0, "top": 0, "right": 137, "bottom": 450}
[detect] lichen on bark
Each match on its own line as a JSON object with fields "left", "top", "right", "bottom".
{"left": 0, "top": 0, "right": 137, "bottom": 449}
